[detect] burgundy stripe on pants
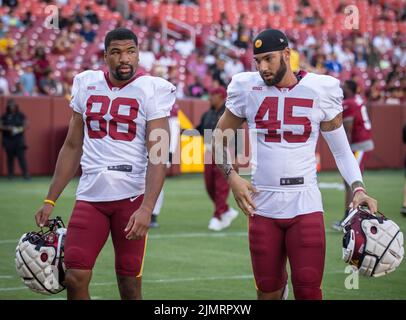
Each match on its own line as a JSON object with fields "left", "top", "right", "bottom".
{"left": 204, "top": 163, "right": 230, "bottom": 218}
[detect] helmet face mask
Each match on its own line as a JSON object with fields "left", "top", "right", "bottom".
{"left": 341, "top": 207, "right": 404, "bottom": 277}
{"left": 15, "top": 217, "right": 67, "bottom": 295}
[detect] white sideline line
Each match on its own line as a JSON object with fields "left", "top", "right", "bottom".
{"left": 0, "top": 276, "right": 13, "bottom": 279}
{"left": 0, "top": 275, "right": 253, "bottom": 292}
{"left": 0, "top": 231, "right": 248, "bottom": 245}
{"left": 0, "top": 229, "right": 339, "bottom": 245}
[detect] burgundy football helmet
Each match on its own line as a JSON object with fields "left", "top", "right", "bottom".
{"left": 341, "top": 206, "right": 404, "bottom": 277}
{"left": 15, "top": 217, "right": 67, "bottom": 294}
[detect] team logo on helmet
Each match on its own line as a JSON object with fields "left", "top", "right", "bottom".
{"left": 15, "top": 217, "right": 67, "bottom": 294}
{"left": 341, "top": 207, "right": 404, "bottom": 277}
{"left": 255, "top": 39, "right": 262, "bottom": 48}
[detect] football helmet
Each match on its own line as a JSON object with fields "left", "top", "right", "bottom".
{"left": 15, "top": 217, "right": 67, "bottom": 294}
{"left": 341, "top": 207, "right": 404, "bottom": 277}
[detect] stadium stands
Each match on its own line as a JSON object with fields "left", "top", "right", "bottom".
{"left": 0, "top": 0, "right": 405, "bottom": 103}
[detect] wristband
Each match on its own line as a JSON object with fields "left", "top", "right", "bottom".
{"left": 353, "top": 187, "right": 366, "bottom": 196}
{"left": 44, "top": 199, "right": 56, "bottom": 206}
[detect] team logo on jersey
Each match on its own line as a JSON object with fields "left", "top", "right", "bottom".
{"left": 255, "top": 39, "right": 262, "bottom": 48}
{"left": 252, "top": 86, "right": 263, "bottom": 91}
{"left": 87, "top": 86, "right": 96, "bottom": 90}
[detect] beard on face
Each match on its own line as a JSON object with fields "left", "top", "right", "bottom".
{"left": 260, "top": 55, "right": 287, "bottom": 86}
{"left": 112, "top": 64, "right": 135, "bottom": 81}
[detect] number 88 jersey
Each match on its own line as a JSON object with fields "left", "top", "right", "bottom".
{"left": 70, "top": 70, "right": 176, "bottom": 202}
{"left": 226, "top": 71, "right": 343, "bottom": 191}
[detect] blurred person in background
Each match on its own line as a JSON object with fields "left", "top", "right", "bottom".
{"left": 197, "top": 87, "right": 238, "bottom": 231}
{"left": 0, "top": 98, "right": 30, "bottom": 179}
{"left": 332, "top": 80, "right": 374, "bottom": 231}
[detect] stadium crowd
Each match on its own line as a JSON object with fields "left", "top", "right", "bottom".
{"left": 0, "top": 0, "right": 405, "bottom": 105}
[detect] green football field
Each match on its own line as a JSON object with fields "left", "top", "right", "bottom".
{"left": 0, "top": 170, "right": 405, "bottom": 300}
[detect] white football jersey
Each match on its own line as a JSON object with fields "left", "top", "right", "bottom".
{"left": 70, "top": 70, "right": 176, "bottom": 202}
{"left": 226, "top": 71, "right": 343, "bottom": 218}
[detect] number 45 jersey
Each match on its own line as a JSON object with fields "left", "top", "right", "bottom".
{"left": 226, "top": 71, "right": 343, "bottom": 217}
{"left": 70, "top": 70, "right": 176, "bottom": 202}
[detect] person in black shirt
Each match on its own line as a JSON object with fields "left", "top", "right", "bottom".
{"left": 402, "top": 122, "right": 406, "bottom": 216}
{"left": 196, "top": 87, "right": 238, "bottom": 231}
{"left": 0, "top": 99, "right": 29, "bottom": 179}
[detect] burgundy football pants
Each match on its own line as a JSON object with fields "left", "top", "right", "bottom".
{"left": 64, "top": 195, "right": 147, "bottom": 277}
{"left": 249, "top": 212, "right": 325, "bottom": 300}
{"left": 204, "top": 163, "right": 230, "bottom": 218}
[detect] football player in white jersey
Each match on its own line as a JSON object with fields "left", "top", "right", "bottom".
{"left": 34, "top": 28, "right": 176, "bottom": 299}
{"left": 212, "top": 28, "right": 378, "bottom": 300}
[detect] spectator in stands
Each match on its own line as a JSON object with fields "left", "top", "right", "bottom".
{"left": 157, "top": 48, "right": 176, "bottom": 76}
{"left": 138, "top": 41, "right": 156, "bottom": 72}
{"left": 1, "top": 9, "right": 22, "bottom": 28}
{"left": 39, "top": 69, "right": 61, "bottom": 96}
{"left": 3, "top": 0, "right": 19, "bottom": 9}
{"left": 339, "top": 46, "right": 356, "bottom": 71}
{"left": 174, "top": 33, "right": 194, "bottom": 57}
{"left": 12, "top": 81, "right": 24, "bottom": 95}
{"left": 211, "top": 56, "right": 228, "bottom": 87}
{"left": 234, "top": 15, "right": 250, "bottom": 49}
{"left": 325, "top": 53, "right": 343, "bottom": 74}
{"left": 366, "top": 79, "right": 383, "bottom": 102}
{"left": 84, "top": 5, "right": 100, "bottom": 25}
{"left": 19, "top": 63, "right": 36, "bottom": 96}
{"left": 311, "top": 52, "right": 327, "bottom": 74}
{"left": 373, "top": 31, "right": 392, "bottom": 55}
{"left": 0, "top": 30, "right": 15, "bottom": 55}
{"left": 187, "top": 53, "right": 208, "bottom": 80}
{"left": 187, "top": 75, "right": 207, "bottom": 98}
{"left": 79, "top": 20, "right": 96, "bottom": 43}
{"left": 33, "top": 46, "right": 50, "bottom": 87}
{"left": 366, "top": 40, "right": 380, "bottom": 68}
{"left": 224, "top": 54, "right": 244, "bottom": 81}
{"left": 13, "top": 36, "right": 32, "bottom": 64}
{"left": 0, "top": 98, "right": 30, "bottom": 180}
{"left": 196, "top": 87, "right": 238, "bottom": 231}
{"left": 21, "top": 11, "right": 33, "bottom": 28}
{"left": 0, "top": 67, "right": 10, "bottom": 95}
{"left": 0, "top": 20, "right": 5, "bottom": 38}
{"left": 53, "top": 29, "right": 73, "bottom": 55}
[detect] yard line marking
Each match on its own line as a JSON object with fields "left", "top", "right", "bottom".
{"left": 0, "top": 231, "right": 248, "bottom": 245}
{"left": 45, "top": 296, "right": 103, "bottom": 300}
{"left": 0, "top": 228, "right": 343, "bottom": 245}
{"left": 318, "top": 182, "right": 345, "bottom": 191}
{"left": 0, "top": 240, "right": 18, "bottom": 245}
{"left": 0, "top": 275, "right": 253, "bottom": 292}
{"left": 0, "top": 276, "right": 13, "bottom": 279}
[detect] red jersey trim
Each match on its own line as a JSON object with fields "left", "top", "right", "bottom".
{"left": 275, "top": 70, "right": 308, "bottom": 91}
{"left": 104, "top": 71, "right": 145, "bottom": 90}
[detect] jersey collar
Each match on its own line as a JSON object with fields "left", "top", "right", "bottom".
{"left": 104, "top": 71, "right": 145, "bottom": 91}
{"left": 274, "top": 70, "right": 307, "bottom": 91}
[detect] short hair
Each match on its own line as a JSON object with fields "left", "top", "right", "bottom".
{"left": 104, "top": 28, "right": 138, "bottom": 51}
{"left": 345, "top": 80, "right": 357, "bottom": 95}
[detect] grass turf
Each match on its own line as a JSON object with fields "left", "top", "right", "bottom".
{"left": 0, "top": 170, "right": 405, "bottom": 300}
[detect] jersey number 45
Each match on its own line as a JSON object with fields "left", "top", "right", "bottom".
{"left": 255, "top": 97, "right": 313, "bottom": 143}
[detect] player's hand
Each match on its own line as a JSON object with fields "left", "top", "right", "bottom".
{"left": 228, "top": 171, "right": 257, "bottom": 217}
{"left": 35, "top": 204, "right": 54, "bottom": 227}
{"left": 351, "top": 191, "right": 378, "bottom": 213}
{"left": 124, "top": 206, "right": 151, "bottom": 240}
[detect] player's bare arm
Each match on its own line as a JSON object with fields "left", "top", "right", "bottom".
{"left": 35, "top": 111, "right": 84, "bottom": 227}
{"left": 125, "top": 117, "right": 170, "bottom": 240}
{"left": 213, "top": 109, "right": 257, "bottom": 217}
{"left": 321, "top": 112, "right": 378, "bottom": 213}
